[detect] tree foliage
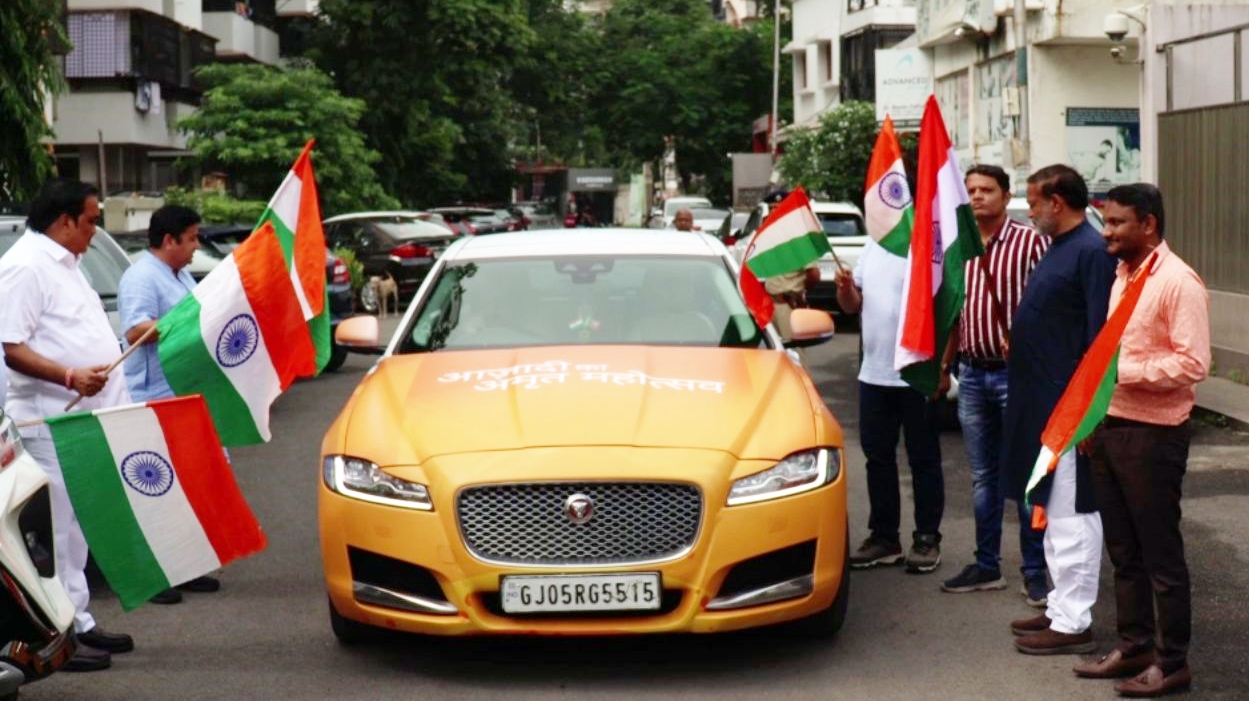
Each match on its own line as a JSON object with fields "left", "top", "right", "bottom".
{"left": 162, "top": 188, "right": 267, "bottom": 225}
{"left": 310, "top": 0, "right": 533, "bottom": 207}
{"left": 177, "top": 63, "right": 396, "bottom": 216}
{"left": 776, "top": 101, "right": 879, "bottom": 207}
{"left": 591, "top": 0, "right": 776, "bottom": 202}
{"left": 0, "top": 0, "right": 67, "bottom": 209}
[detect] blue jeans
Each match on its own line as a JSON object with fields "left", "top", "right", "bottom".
{"left": 957, "top": 363, "right": 1046, "bottom": 578}
{"left": 859, "top": 382, "right": 944, "bottom": 543}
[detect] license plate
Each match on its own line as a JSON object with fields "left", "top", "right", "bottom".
{"left": 500, "top": 573, "right": 662, "bottom": 613}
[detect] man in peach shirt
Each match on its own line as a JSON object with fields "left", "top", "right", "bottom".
{"left": 1073, "top": 183, "right": 1210, "bottom": 697}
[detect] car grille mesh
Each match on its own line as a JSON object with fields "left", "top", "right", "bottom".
{"left": 457, "top": 482, "right": 702, "bottom": 565}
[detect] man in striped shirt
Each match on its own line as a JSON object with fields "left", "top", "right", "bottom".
{"left": 938, "top": 165, "right": 1050, "bottom": 603}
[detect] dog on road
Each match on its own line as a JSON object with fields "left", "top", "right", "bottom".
{"left": 368, "top": 274, "right": 400, "bottom": 318}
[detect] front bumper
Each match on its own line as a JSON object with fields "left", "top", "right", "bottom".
{"left": 319, "top": 447, "right": 847, "bottom": 636}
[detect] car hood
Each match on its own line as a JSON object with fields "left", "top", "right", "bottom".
{"left": 337, "top": 346, "right": 829, "bottom": 463}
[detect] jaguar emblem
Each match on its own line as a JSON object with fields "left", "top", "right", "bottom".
{"left": 564, "top": 493, "right": 595, "bottom": 525}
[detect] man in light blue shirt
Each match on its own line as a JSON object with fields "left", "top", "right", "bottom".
{"left": 118, "top": 204, "right": 221, "bottom": 602}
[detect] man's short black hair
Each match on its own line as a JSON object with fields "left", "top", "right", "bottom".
{"left": 27, "top": 178, "right": 99, "bottom": 234}
{"left": 1106, "top": 183, "right": 1166, "bottom": 240}
{"left": 147, "top": 205, "right": 202, "bottom": 248}
{"left": 1027, "top": 164, "right": 1089, "bottom": 211}
{"left": 965, "top": 164, "right": 1010, "bottom": 194}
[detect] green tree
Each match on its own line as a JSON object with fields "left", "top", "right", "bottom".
{"left": 591, "top": 0, "right": 777, "bottom": 203}
{"left": 177, "top": 63, "right": 396, "bottom": 216}
{"left": 776, "top": 101, "right": 878, "bottom": 207}
{"left": 310, "top": 0, "right": 534, "bottom": 206}
{"left": 0, "top": 1, "right": 67, "bottom": 208}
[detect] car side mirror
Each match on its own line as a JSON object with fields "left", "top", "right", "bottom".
{"left": 783, "top": 309, "right": 835, "bottom": 348}
{"left": 334, "top": 315, "right": 385, "bottom": 354}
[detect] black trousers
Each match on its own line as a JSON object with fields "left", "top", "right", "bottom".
{"left": 858, "top": 381, "right": 944, "bottom": 543}
{"left": 1090, "top": 418, "right": 1192, "bottom": 672}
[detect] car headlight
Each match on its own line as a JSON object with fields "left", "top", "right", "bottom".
{"left": 322, "top": 455, "right": 433, "bottom": 511}
{"left": 726, "top": 448, "right": 841, "bottom": 506}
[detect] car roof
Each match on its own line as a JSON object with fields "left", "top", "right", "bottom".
{"left": 444, "top": 228, "right": 727, "bottom": 261}
{"left": 809, "top": 201, "right": 863, "bottom": 215}
{"left": 323, "top": 210, "right": 432, "bottom": 223}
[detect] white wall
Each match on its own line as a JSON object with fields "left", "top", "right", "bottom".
{"left": 52, "top": 92, "right": 188, "bottom": 149}
{"left": 163, "top": 0, "right": 201, "bottom": 31}
{"left": 68, "top": 0, "right": 161, "bottom": 12}
{"left": 1027, "top": 45, "right": 1140, "bottom": 171}
{"left": 789, "top": 0, "right": 843, "bottom": 128}
{"left": 843, "top": 1, "right": 915, "bottom": 37}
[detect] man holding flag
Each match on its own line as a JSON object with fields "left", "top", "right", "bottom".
{"left": 1006, "top": 165, "right": 1117, "bottom": 656}
{"left": 1073, "top": 184, "right": 1207, "bottom": 696}
{"left": 832, "top": 112, "right": 954, "bottom": 574}
{"left": 118, "top": 204, "right": 222, "bottom": 604}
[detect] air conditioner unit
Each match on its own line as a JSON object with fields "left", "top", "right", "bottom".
{"left": 994, "top": 0, "right": 1045, "bottom": 16}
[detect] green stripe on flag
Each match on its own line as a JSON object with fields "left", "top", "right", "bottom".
{"left": 48, "top": 414, "right": 169, "bottom": 607}
{"left": 310, "top": 290, "right": 331, "bottom": 372}
{"left": 878, "top": 210, "right": 913, "bottom": 258}
{"left": 261, "top": 209, "right": 296, "bottom": 267}
{"left": 747, "top": 232, "right": 833, "bottom": 278}
{"left": 157, "top": 295, "right": 264, "bottom": 446}
{"left": 1072, "top": 347, "right": 1121, "bottom": 446}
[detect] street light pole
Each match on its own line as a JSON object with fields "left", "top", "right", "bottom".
{"left": 770, "top": 0, "right": 780, "bottom": 160}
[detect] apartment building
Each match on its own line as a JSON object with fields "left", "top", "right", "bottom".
{"left": 51, "top": 0, "right": 317, "bottom": 194}
{"left": 783, "top": 0, "right": 916, "bottom": 131}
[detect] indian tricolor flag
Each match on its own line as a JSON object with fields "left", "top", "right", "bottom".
{"left": 894, "top": 96, "right": 982, "bottom": 395}
{"left": 1025, "top": 251, "right": 1157, "bottom": 529}
{"left": 47, "top": 396, "right": 266, "bottom": 610}
{"left": 157, "top": 219, "right": 317, "bottom": 446}
{"left": 738, "top": 187, "right": 832, "bottom": 327}
{"left": 864, "top": 115, "right": 913, "bottom": 257}
{"left": 256, "top": 140, "right": 331, "bottom": 371}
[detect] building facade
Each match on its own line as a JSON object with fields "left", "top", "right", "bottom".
{"left": 51, "top": 0, "right": 316, "bottom": 194}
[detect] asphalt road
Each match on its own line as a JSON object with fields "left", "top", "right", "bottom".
{"left": 24, "top": 331, "right": 1249, "bottom": 701}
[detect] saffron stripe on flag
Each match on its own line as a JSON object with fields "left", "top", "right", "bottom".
{"left": 235, "top": 221, "right": 318, "bottom": 386}
{"left": 150, "top": 398, "right": 267, "bottom": 563}
{"left": 49, "top": 414, "right": 169, "bottom": 605}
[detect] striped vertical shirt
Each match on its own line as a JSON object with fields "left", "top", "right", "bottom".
{"left": 959, "top": 217, "right": 1048, "bottom": 359}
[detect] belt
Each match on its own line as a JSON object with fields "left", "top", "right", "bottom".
{"left": 1103, "top": 416, "right": 1162, "bottom": 429}
{"left": 965, "top": 357, "right": 1007, "bottom": 371}
{"left": 770, "top": 292, "right": 806, "bottom": 307}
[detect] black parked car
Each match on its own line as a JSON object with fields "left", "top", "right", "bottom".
{"left": 321, "top": 212, "right": 460, "bottom": 310}
{"left": 198, "top": 223, "right": 356, "bottom": 372}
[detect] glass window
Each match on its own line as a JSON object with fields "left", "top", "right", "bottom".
{"left": 399, "top": 255, "right": 766, "bottom": 353}
{"left": 818, "top": 213, "right": 865, "bottom": 237}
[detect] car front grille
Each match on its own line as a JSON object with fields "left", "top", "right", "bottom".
{"left": 457, "top": 482, "right": 702, "bottom": 566}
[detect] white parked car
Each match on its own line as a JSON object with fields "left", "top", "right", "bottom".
{"left": 650, "top": 196, "right": 714, "bottom": 229}
{"left": 1006, "top": 197, "right": 1104, "bottom": 231}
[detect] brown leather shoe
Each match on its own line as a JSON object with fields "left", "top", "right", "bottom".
{"left": 1115, "top": 664, "right": 1191, "bottom": 697}
{"left": 1074, "top": 649, "right": 1155, "bottom": 679}
{"left": 1015, "top": 627, "right": 1096, "bottom": 655}
{"left": 1010, "top": 613, "right": 1051, "bottom": 637}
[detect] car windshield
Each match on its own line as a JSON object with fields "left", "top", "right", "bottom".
{"left": 0, "top": 229, "right": 127, "bottom": 305}
{"left": 690, "top": 208, "right": 729, "bottom": 221}
{"left": 664, "top": 198, "right": 712, "bottom": 217}
{"left": 818, "top": 213, "right": 866, "bottom": 238}
{"left": 397, "top": 255, "right": 766, "bottom": 353}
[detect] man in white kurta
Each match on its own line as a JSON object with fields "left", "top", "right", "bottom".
{"left": 0, "top": 179, "right": 134, "bottom": 671}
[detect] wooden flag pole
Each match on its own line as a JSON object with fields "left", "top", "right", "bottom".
{"left": 63, "top": 324, "right": 159, "bottom": 412}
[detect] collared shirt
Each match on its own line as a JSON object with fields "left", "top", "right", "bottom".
{"left": 1001, "top": 219, "right": 1117, "bottom": 506}
{"left": 0, "top": 230, "right": 130, "bottom": 438}
{"left": 959, "top": 217, "right": 1048, "bottom": 359}
{"left": 1107, "top": 241, "right": 1210, "bottom": 425}
{"left": 853, "top": 239, "right": 908, "bottom": 387}
{"left": 119, "top": 251, "right": 197, "bottom": 401}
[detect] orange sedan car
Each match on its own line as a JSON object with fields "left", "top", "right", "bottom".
{"left": 320, "top": 229, "right": 848, "bottom": 642}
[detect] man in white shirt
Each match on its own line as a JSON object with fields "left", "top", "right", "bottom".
{"left": 834, "top": 240, "right": 945, "bottom": 574}
{"left": 0, "top": 178, "right": 135, "bottom": 672}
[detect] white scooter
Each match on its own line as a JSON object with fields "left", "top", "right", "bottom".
{"left": 0, "top": 407, "right": 76, "bottom": 699}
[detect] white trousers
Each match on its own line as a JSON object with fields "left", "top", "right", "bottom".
{"left": 1043, "top": 450, "right": 1102, "bottom": 634}
{"left": 26, "top": 436, "right": 96, "bottom": 634}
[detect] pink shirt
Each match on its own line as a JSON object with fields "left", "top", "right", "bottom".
{"left": 1107, "top": 241, "right": 1211, "bottom": 426}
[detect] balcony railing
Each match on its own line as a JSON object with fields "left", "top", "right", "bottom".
{"left": 64, "top": 10, "right": 217, "bottom": 92}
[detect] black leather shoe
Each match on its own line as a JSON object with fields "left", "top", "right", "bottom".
{"left": 62, "top": 643, "right": 111, "bottom": 672}
{"left": 177, "top": 575, "right": 221, "bottom": 593}
{"left": 77, "top": 627, "right": 134, "bottom": 654}
{"left": 150, "top": 587, "right": 183, "bottom": 605}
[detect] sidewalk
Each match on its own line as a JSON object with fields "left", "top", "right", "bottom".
{"left": 1196, "top": 374, "right": 1249, "bottom": 427}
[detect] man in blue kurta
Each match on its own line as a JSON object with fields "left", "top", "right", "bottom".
{"left": 1001, "top": 165, "right": 1116, "bottom": 655}
{"left": 118, "top": 204, "right": 221, "bottom": 603}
